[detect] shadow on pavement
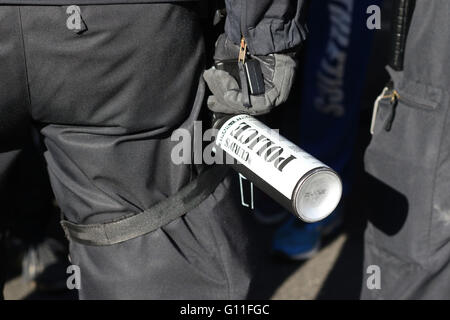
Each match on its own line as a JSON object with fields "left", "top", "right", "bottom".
{"left": 245, "top": 219, "right": 306, "bottom": 300}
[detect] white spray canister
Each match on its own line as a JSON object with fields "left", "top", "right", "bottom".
{"left": 214, "top": 114, "right": 342, "bottom": 223}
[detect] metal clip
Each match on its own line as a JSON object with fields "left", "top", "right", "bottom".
{"left": 239, "top": 173, "right": 254, "bottom": 210}
{"left": 370, "top": 87, "right": 396, "bottom": 135}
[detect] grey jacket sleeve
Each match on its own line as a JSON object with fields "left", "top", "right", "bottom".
{"left": 224, "top": 0, "right": 308, "bottom": 56}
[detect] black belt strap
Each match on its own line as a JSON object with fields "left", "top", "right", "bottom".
{"left": 60, "top": 165, "right": 229, "bottom": 246}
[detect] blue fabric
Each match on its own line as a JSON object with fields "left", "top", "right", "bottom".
{"left": 297, "top": 0, "right": 381, "bottom": 195}
{"left": 272, "top": 209, "right": 341, "bottom": 258}
{"left": 272, "top": 0, "right": 380, "bottom": 257}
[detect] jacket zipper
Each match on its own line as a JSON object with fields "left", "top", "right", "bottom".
{"left": 240, "top": 0, "right": 248, "bottom": 55}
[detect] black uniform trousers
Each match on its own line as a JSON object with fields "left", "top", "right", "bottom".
{"left": 0, "top": 4, "right": 252, "bottom": 299}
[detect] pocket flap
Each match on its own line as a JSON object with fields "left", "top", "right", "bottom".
{"left": 386, "top": 66, "right": 442, "bottom": 110}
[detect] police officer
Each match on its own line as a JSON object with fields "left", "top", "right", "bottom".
{"left": 363, "top": 0, "right": 450, "bottom": 299}
{"left": 0, "top": 1, "right": 306, "bottom": 299}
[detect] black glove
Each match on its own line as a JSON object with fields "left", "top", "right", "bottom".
{"left": 203, "top": 33, "right": 297, "bottom": 116}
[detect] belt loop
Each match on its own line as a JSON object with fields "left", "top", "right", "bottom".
{"left": 370, "top": 86, "right": 389, "bottom": 134}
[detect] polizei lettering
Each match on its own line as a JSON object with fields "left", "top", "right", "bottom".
{"left": 229, "top": 121, "right": 296, "bottom": 172}
{"left": 224, "top": 138, "right": 250, "bottom": 162}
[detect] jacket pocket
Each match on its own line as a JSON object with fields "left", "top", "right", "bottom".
{"left": 364, "top": 67, "right": 445, "bottom": 267}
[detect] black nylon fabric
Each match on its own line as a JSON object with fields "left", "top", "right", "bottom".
{"left": 0, "top": 0, "right": 308, "bottom": 56}
{"left": 362, "top": 0, "right": 450, "bottom": 299}
{"left": 224, "top": 0, "right": 308, "bottom": 56}
{"left": 0, "top": 4, "right": 252, "bottom": 299}
{"left": 60, "top": 165, "right": 229, "bottom": 246}
{"left": 0, "top": 8, "right": 30, "bottom": 151}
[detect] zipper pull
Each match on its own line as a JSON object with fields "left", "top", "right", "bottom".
{"left": 237, "top": 36, "right": 251, "bottom": 108}
{"left": 238, "top": 37, "right": 248, "bottom": 63}
{"left": 384, "top": 90, "right": 400, "bottom": 132}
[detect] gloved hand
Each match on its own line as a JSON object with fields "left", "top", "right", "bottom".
{"left": 203, "top": 33, "right": 297, "bottom": 116}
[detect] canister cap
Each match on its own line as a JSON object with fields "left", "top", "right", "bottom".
{"left": 293, "top": 169, "right": 342, "bottom": 223}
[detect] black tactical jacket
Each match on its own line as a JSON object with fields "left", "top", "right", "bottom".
{"left": 224, "top": 0, "right": 307, "bottom": 55}
{"left": 0, "top": 0, "right": 307, "bottom": 55}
